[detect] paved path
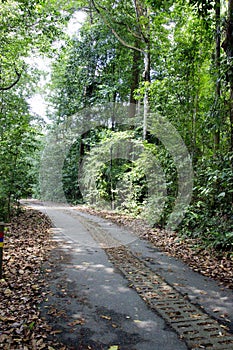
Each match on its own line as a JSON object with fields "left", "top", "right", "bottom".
{"left": 23, "top": 200, "right": 233, "bottom": 350}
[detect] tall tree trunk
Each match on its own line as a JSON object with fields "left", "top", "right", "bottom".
{"left": 192, "top": 91, "right": 198, "bottom": 159}
{"left": 112, "top": 90, "right": 117, "bottom": 130}
{"left": 132, "top": 0, "right": 151, "bottom": 139}
{"left": 222, "top": 0, "right": 233, "bottom": 151}
{"left": 214, "top": 0, "right": 221, "bottom": 151}
{"left": 91, "top": 0, "right": 151, "bottom": 137}
{"left": 143, "top": 48, "right": 150, "bottom": 140}
{"left": 129, "top": 43, "right": 141, "bottom": 118}
{"left": 142, "top": 3, "right": 151, "bottom": 141}
{"left": 230, "top": 87, "right": 233, "bottom": 151}
{"left": 89, "top": 0, "right": 94, "bottom": 24}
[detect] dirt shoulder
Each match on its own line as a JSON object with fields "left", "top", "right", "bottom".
{"left": 0, "top": 208, "right": 68, "bottom": 350}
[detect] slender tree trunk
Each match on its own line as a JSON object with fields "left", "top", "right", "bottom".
{"left": 143, "top": 48, "right": 151, "bottom": 140}
{"left": 110, "top": 145, "right": 115, "bottom": 210}
{"left": 192, "top": 91, "right": 198, "bottom": 159}
{"left": 230, "top": 87, "right": 233, "bottom": 151}
{"left": 129, "top": 43, "right": 141, "bottom": 118}
{"left": 112, "top": 91, "right": 117, "bottom": 130}
{"left": 222, "top": 0, "right": 233, "bottom": 151}
{"left": 89, "top": 0, "right": 94, "bottom": 24}
{"left": 214, "top": 0, "right": 221, "bottom": 151}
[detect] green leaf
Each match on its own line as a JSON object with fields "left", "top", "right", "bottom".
{"left": 28, "top": 321, "right": 35, "bottom": 330}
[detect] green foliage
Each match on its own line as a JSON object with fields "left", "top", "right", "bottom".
{"left": 0, "top": 0, "right": 71, "bottom": 91}
{"left": 79, "top": 130, "right": 137, "bottom": 208}
{"left": 0, "top": 90, "right": 41, "bottom": 221}
{"left": 0, "top": 0, "right": 72, "bottom": 220}
{"left": 62, "top": 140, "right": 83, "bottom": 204}
{"left": 44, "top": 0, "right": 233, "bottom": 253}
{"left": 1, "top": 0, "right": 229, "bottom": 253}
{"left": 189, "top": 0, "right": 215, "bottom": 18}
{"left": 77, "top": 131, "right": 178, "bottom": 227}
{"left": 180, "top": 153, "right": 233, "bottom": 251}
{"left": 48, "top": 18, "right": 133, "bottom": 118}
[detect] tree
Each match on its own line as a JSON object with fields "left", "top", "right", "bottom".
{"left": 48, "top": 13, "right": 138, "bottom": 118}
{"left": 0, "top": 0, "right": 70, "bottom": 91}
{"left": 222, "top": 0, "right": 233, "bottom": 151}
{"left": 40, "top": 0, "right": 233, "bottom": 250}
{"left": 90, "top": 0, "right": 153, "bottom": 138}
{"left": 0, "top": 87, "right": 40, "bottom": 220}
{"left": 0, "top": 0, "right": 72, "bottom": 219}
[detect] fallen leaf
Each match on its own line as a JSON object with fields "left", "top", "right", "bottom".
{"left": 220, "top": 324, "right": 229, "bottom": 330}
{"left": 0, "top": 208, "right": 66, "bottom": 349}
{"left": 50, "top": 329, "right": 63, "bottom": 335}
{"left": 101, "top": 315, "right": 112, "bottom": 320}
{"left": 68, "top": 319, "right": 85, "bottom": 326}
{"left": 4, "top": 288, "right": 12, "bottom": 296}
{"left": 213, "top": 308, "right": 220, "bottom": 312}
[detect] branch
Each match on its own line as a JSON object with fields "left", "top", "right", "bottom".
{"left": 90, "top": 0, "right": 144, "bottom": 53}
{"left": 0, "top": 65, "right": 24, "bottom": 91}
{"left": 126, "top": 25, "right": 143, "bottom": 40}
{"left": 115, "top": 20, "right": 143, "bottom": 40}
{"left": 110, "top": 27, "right": 143, "bottom": 52}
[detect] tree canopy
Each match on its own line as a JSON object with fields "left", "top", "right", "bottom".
{"left": 0, "top": 0, "right": 71, "bottom": 219}
{"left": 0, "top": 0, "right": 232, "bottom": 251}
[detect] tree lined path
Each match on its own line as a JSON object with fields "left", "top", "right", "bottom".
{"left": 23, "top": 200, "right": 233, "bottom": 350}
{"left": 1, "top": 1, "right": 233, "bottom": 348}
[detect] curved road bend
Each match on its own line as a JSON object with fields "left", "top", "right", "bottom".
{"left": 23, "top": 200, "right": 233, "bottom": 350}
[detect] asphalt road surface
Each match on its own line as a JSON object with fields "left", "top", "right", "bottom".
{"left": 22, "top": 200, "right": 233, "bottom": 350}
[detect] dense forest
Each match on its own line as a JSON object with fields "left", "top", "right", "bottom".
{"left": 0, "top": 0, "right": 233, "bottom": 252}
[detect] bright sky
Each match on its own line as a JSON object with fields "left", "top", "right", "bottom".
{"left": 28, "top": 11, "right": 87, "bottom": 122}
{"left": 66, "top": 11, "right": 86, "bottom": 36}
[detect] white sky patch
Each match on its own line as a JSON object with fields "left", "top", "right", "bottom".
{"left": 25, "top": 55, "right": 52, "bottom": 122}
{"left": 24, "top": 54, "right": 51, "bottom": 75}
{"left": 29, "top": 94, "right": 46, "bottom": 114}
{"left": 29, "top": 94, "right": 50, "bottom": 122}
{"left": 66, "top": 11, "right": 87, "bottom": 36}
